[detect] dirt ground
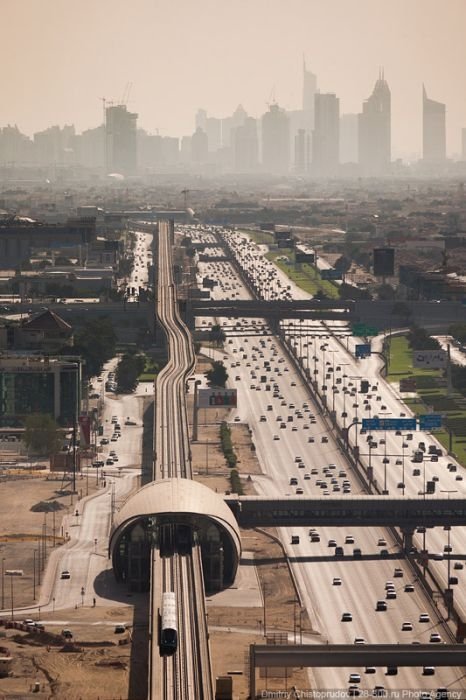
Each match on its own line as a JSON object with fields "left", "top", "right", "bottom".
{"left": 0, "top": 354, "right": 313, "bottom": 699}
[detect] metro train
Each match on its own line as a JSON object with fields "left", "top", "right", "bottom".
{"left": 159, "top": 591, "right": 178, "bottom": 655}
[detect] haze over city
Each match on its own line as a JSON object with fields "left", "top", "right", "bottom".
{"left": 3, "top": 0, "right": 466, "bottom": 159}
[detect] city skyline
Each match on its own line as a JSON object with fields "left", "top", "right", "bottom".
{"left": 2, "top": 0, "right": 466, "bottom": 159}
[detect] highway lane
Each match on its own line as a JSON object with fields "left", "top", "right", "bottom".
{"left": 194, "top": 227, "right": 466, "bottom": 691}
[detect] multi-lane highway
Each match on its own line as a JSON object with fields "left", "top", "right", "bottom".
{"left": 188, "top": 224, "right": 466, "bottom": 693}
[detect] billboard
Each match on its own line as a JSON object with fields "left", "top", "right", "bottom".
{"left": 373, "top": 247, "right": 395, "bottom": 276}
{"left": 320, "top": 268, "right": 342, "bottom": 281}
{"left": 399, "top": 377, "right": 417, "bottom": 392}
{"left": 198, "top": 388, "right": 237, "bottom": 408}
{"left": 78, "top": 415, "right": 91, "bottom": 447}
{"left": 412, "top": 350, "right": 447, "bottom": 369}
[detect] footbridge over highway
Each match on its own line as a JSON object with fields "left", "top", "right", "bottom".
{"left": 189, "top": 298, "right": 356, "bottom": 321}
{"left": 225, "top": 495, "right": 466, "bottom": 548}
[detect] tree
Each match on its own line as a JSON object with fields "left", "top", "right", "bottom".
{"left": 24, "top": 414, "right": 62, "bottom": 456}
{"left": 116, "top": 353, "right": 146, "bottom": 393}
{"left": 209, "top": 324, "right": 226, "bottom": 347}
{"left": 205, "top": 361, "right": 228, "bottom": 388}
{"left": 74, "top": 317, "right": 117, "bottom": 378}
{"left": 376, "top": 283, "right": 396, "bottom": 301}
{"left": 407, "top": 326, "right": 440, "bottom": 350}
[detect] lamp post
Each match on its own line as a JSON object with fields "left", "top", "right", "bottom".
{"left": 401, "top": 440, "right": 409, "bottom": 496}
{"left": 1, "top": 558, "right": 4, "bottom": 610}
{"left": 440, "top": 489, "right": 457, "bottom": 618}
{"left": 192, "top": 380, "right": 202, "bottom": 442}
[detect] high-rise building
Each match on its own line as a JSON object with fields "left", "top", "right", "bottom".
{"left": 191, "top": 127, "right": 208, "bottom": 163}
{"left": 233, "top": 117, "right": 258, "bottom": 172}
{"left": 261, "top": 104, "right": 290, "bottom": 173}
{"left": 105, "top": 104, "right": 138, "bottom": 175}
{"left": 423, "top": 85, "right": 446, "bottom": 162}
{"left": 302, "top": 57, "right": 317, "bottom": 118}
{"left": 294, "top": 129, "right": 310, "bottom": 174}
{"left": 358, "top": 71, "right": 391, "bottom": 175}
{"left": 312, "top": 93, "right": 339, "bottom": 176}
{"left": 340, "top": 114, "right": 359, "bottom": 164}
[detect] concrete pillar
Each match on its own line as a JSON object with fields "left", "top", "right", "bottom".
{"left": 401, "top": 527, "right": 415, "bottom": 552}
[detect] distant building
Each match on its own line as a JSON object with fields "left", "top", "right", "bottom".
{"left": 294, "top": 129, "right": 310, "bottom": 174}
{"left": 312, "top": 93, "right": 340, "bottom": 176}
{"left": 233, "top": 117, "right": 259, "bottom": 172}
{"left": 191, "top": 128, "right": 208, "bottom": 163}
{"left": 0, "top": 216, "right": 96, "bottom": 269}
{"left": 18, "top": 309, "right": 73, "bottom": 352}
{"left": 422, "top": 85, "right": 446, "bottom": 162}
{"left": 106, "top": 104, "right": 138, "bottom": 175}
{"left": 462, "top": 128, "right": 466, "bottom": 161}
{"left": 261, "top": 104, "right": 290, "bottom": 173}
{"left": 358, "top": 71, "right": 391, "bottom": 175}
{"left": 302, "top": 58, "right": 317, "bottom": 117}
{"left": 0, "top": 354, "right": 81, "bottom": 427}
{"left": 340, "top": 114, "right": 359, "bottom": 164}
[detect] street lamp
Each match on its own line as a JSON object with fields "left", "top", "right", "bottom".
{"left": 1, "top": 558, "right": 4, "bottom": 610}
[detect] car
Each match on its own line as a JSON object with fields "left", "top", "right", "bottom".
{"left": 296, "top": 487, "right": 304, "bottom": 494}
{"left": 373, "top": 687, "right": 386, "bottom": 696}
{"left": 401, "top": 622, "right": 413, "bottom": 631}
{"left": 62, "top": 629, "right": 73, "bottom": 639}
{"left": 273, "top": 435, "right": 279, "bottom": 440}
{"left": 124, "top": 419, "right": 137, "bottom": 426}
{"left": 348, "top": 687, "right": 360, "bottom": 697}
{"left": 423, "top": 666, "right": 436, "bottom": 676}
{"left": 321, "top": 436, "right": 328, "bottom": 443}
{"left": 353, "top": 548, "right": 362, "bottom": 558}
{"left": 419, "top": 613, "right": 430, "bottom": 623}
{"left": 380, "top": 549, "right": 389, "bottom": 558}
{"left": 106, "top": 458, "right": 114, "bottom": 465}
{"left": 345, "top": 535, "right": 355, "bottom": 544}
{"left": 328, "top": 539, "right": 337, "bottom": 547}
{"left": 386, "top": 589, "right": 397, "bottom": 600}
{"left": 404, "top": 583, "right": 415, "bottom": 592}
{"left": 304, "top": 473, "right": 311, "bottom": 480}
{"left": 60, "top": 570, "right": 71, "bottom": 580}
{"left": 393, "top": 568, "right": 403, "bottom": 577}
{"left": 454, "top": 562, "right": 463, "bottom": 570}
{"left": 349, "top": 674, "right": 361, "bottom": 683}
{"left": 114, "top": 624, "right": 126, "bottom": 634}
{"left": 234, "top": 416, "right": 241, "bottom": 422}
{"left": 376, "top": 600, "right": 387, "bottom": 611}
{"left": 100, "top": 438, "right": 109, "bottom": 445}
{"left": 259, "top": 415, "right": 266, "bottom": 422}
{"left": 377, "top": 538, "right": 387, "bottom": 546}
{"left": 333, "top": 577, "right": 342, "bottom": 586}
{"left": 341, "top": 612, "right": 352, "bottom": 621}
{"left": 365, "top": 666, "right": 376, "bottom": 674}
{"left": 354, "top": 637, "right": 366, "bottom": 645}
{"left": 430, "top": 633, "right": 442, "bottom": 643}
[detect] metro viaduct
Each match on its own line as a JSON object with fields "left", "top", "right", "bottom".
{"left": 249, "top": 645, "right": 465, "bottom": 697}
{"left": 225, "top": 495, "right": 466, "bottom": 549}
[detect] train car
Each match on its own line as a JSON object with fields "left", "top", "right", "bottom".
{"left": 160, "top": 591, "right": 178, "bottom": 655}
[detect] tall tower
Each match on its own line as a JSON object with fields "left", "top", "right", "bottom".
{"left": 422, "top": 85, "right": 446, "bottom": 162}
{"left": 105, "top": 104, "right": 138, "bottom": 175}
{"left": 261, "top": 104, "right": 290, "bottom": 173}
{"left": 358, "top": 70, "right": 391, "bottom": 175}
{"left": 312, "top": 93, "right": 340, "bottom": 176}
{"left": 302, "top": 57, "right": 317, "bottom": 120}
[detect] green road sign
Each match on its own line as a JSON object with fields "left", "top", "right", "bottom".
{"left": 351, "top": 323, "right": 378, "bottom": 337}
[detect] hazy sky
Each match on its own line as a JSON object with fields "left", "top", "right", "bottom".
{"left": 3, "top": 0, "right": 466, "bottom": 158}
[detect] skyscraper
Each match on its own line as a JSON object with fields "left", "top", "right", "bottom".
{"left": 312, "top": 93, "right": 339, "bottom": 176}
{"left": 358, "top": 71, "right": 391, "bottom": 175}
{"left": 302, "top": 58, "right": 317, "bottom": 120}
{"left": 422, "top": 85, "right": 446, "bottom": 162}
{"left": 233, "top": 117, "right": 259, "bottom": 172}
{"left": 105, "top": 104, "right": 138, "bottom": 175}
{"left": 294, "top": 129, "right": 310, "bottom": 174}
{"left": 261, "top": 104, "right": 290, "bottom": 173}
